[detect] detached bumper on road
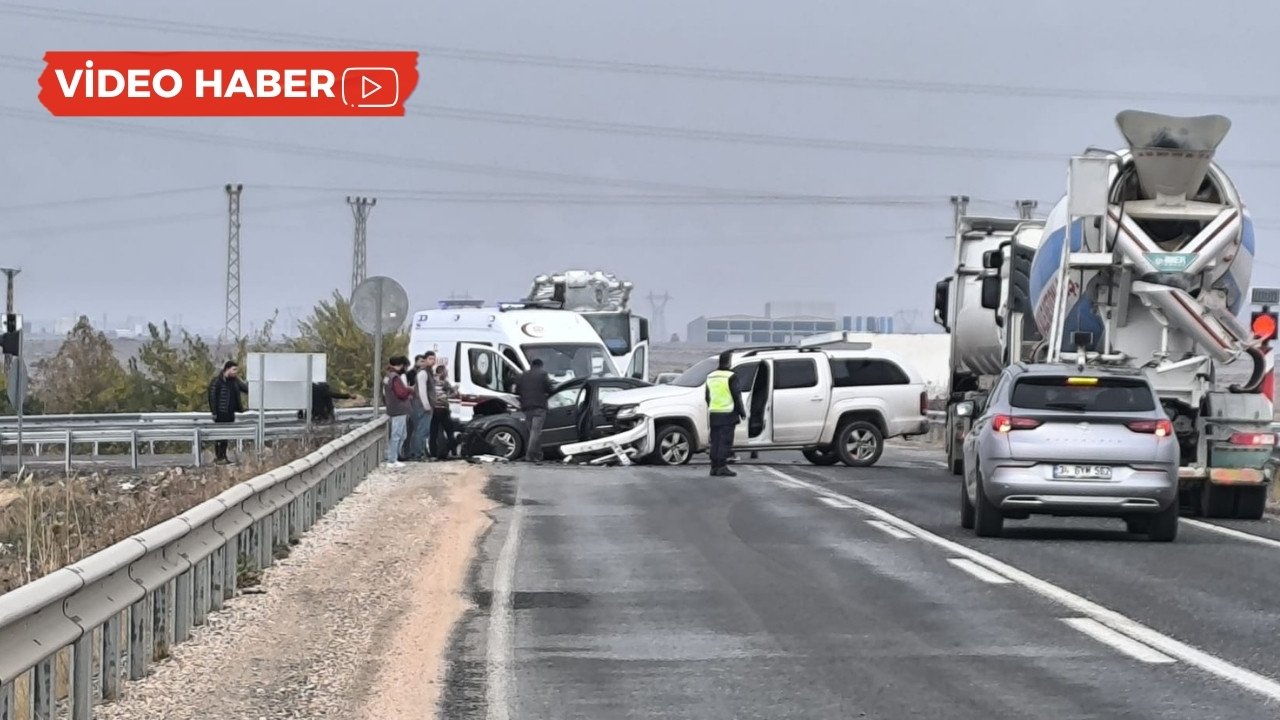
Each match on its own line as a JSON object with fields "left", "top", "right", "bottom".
{"left": 559, "top": 419, "right": 651, "bottom": 461}
{"left": 987, "top": 463, "right": 1178, "bottom": 515}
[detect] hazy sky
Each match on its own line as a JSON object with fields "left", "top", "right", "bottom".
{"left": 5, "top": 0, "right": 1280, "bottom": 337}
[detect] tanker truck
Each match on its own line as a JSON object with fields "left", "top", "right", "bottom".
{"left": 934, "top": 110, "right": 1278, "bottom": 520}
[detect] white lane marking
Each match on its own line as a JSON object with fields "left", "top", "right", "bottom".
{"left": 819, "top": 496, "right": 856, "bottom": 509}
{"left": 772, "top": 474, "right": 810, "bottom": 490}
{"left": 760, "top": 466, "right": 1280, "bottom": 702}
{"left": 947, "top": 557, "right": 1012, "bottom": 584}
{"left": 1183, "top": 518, "right": 1280, "bottom": 551}
{"left": 1063, "top": 618, "right": 1176, "bottom": 664}
{"left": 486, "top": 480, "right": 525, "bottom": 720}
{"left": 866, "top": 519, "right": 914, "bottom": 540}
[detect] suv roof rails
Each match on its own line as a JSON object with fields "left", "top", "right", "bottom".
{"left": 797, "top": 331, "right": 874, "bottom": 350}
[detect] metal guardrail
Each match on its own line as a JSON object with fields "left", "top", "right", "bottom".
{"left": 0, "top": 407, "right": 375, "bottom": 429}
{"left": 0, "top": 416, "right": 387, "bottom": 720}
{"left": 0, "top": 422, "right": 363, "bottom": 472}
{"left": 0, "top": 409, "right": 377, "bottom": 472}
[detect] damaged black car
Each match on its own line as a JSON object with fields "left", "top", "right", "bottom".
{"left": 460, "top": 376, "right": 650, "bottom": 460}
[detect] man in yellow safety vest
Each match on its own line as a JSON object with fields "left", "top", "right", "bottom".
{"left": 704, "top": 351, "right": 746, "bottom": 477}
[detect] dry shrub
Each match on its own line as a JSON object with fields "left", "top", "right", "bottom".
{"left": 0, "top": 437, "right": 328, "bottom": 595}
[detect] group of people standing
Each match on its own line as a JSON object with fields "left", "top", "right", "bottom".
{"left": 383, "top": 352, "right": 458, "bottom": 468}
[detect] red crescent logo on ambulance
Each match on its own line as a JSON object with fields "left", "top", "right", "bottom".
{"left": 521, "top": 323, "right": 545, "bottom": 337}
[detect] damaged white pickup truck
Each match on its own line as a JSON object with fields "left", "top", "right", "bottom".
{"left": 560, "top": 334, "right": 931, "bottom": 467}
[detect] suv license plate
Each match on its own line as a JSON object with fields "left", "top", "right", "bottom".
{"left": 1053, "top": 464, "right": 1113, "bottom": 480}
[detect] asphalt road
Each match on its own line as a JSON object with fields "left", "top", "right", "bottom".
{"left": 444, "top": 447, "right": 1280, "bottom": 719}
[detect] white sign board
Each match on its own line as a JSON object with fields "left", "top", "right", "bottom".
{"left": 247, "top": 352, "right": 326, "bottom": 410}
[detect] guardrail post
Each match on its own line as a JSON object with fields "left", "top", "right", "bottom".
{"left": 174, "top": 570, "right": 192, "bottom": 644}
{"left": 191, "top": 429, "right": 202, "bottom": 467}
{"left": 1, "top": 681, "right": 12, "bottom": 720}
{"left": 102, "top": 613, "right": 121, "bottom": 701}
{"left": 223, "top": 534, "right": 238, "bottom": 600}
{"left": 152, "top": 582, "right": 171, "bottom": 661}
{"left": 258, "top": 518, "right": 272, "bottom": 569}
{"left": 63, "top": 430, "right": 72, "bottom": 476}
{"left": 33, "top": 656, "right": 53, "bottom": 720}
{"left": 130, "top": 430, "right": 139, "bottom": 470}
{"left": 128, "top": 597, "right": 149, "bottom": 680}
{"left": 210, "top": 545, "right": 226, "bottom": 611}
{"left": 71, "top": 634, "right": 91, "bottom": 720}
{"left": 193, "top": 557, "right": 210, "bottom": 626}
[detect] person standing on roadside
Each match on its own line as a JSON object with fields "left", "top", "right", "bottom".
{"left": 207, "top": 360, "right": 249, "bottom": 465}
{"left": 409, "top": 352, "right": 437, "bottom": 460}
{"left": 429, "top": 363, "right": 458, "bottom": 459}
{"left": 704, "top": 351, "right": 746, "bottom": 477}
{"left": 383, "top": 356, "right": 413, "bottom": 468}
{"left": 514, "top": 357, "right": 555, "bottom": 462}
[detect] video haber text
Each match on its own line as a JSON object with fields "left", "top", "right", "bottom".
{"left": 55, "top": 62, "right": 337, "bottom": 99}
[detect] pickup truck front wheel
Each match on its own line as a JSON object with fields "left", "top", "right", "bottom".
{"left": 834, "top": 421, "right": 884, "bottom": 467}
{"left": 802, "top": 447, "right": 840, "bottom": 466}
{"left": 651, "top": 424, "right": 693, "bottom": 466}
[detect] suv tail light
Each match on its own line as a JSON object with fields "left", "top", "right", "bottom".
{"left": 992, "top": 415, "right": 1042, "bottom": 433}
{"left": 1126, "top": 419, "right": 1174, "bottom": 437}
{"left": 1229, "top": 432, "right": 1277, "bottom": 446}
{"left": 919, "top": 391, "right": 927, "bottom": 416}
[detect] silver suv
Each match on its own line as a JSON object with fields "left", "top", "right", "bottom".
{"left": 957, "top": 363, "right": 1179, "bottom": 541}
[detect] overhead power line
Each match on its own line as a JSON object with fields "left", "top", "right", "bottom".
{"left": 0, "top": 186, "right": 214, "bottom": 212}
{"left": 412, "top": 104, "right": 1065, "bottom": 160}
{"left": 0, "top": 105, "right": 847, "bottom": 198}
{"left": 3, "top": 199, "right": 330, "bottom": 240}
{"left": 1, "top": 2, "right": 1275, "bottom": 104}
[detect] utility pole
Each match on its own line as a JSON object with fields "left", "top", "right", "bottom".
{"left": 224, "top": 184, "right": 243, "bottom": 343}
{"left": 347, "top": 196, "right": 376, "bottom": 297}
{"left": 1, "top": 268, "right": 17, "bottom": 373}
{"left": 646, "top": 290, "right": 672, "bottom": 341}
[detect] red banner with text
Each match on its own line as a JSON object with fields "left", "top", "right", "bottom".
{"left": 38, "top": 51, "right": 420, "bottom": 116}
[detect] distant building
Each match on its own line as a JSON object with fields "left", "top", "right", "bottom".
{"left": 764, "top": 301, "right": 837, "bottom": 320}
{"left": 687, "top": 306, "right": 907, "bottom": 344}
{"left": 686, "top": 314, "right": 839, "bottom": 344}
{"left": 842, "top": 315, "right": 895, "bottom": 333}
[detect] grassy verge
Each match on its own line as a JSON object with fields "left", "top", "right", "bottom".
{"left": 0, "top": 438, "right": 326, "bottom": 595}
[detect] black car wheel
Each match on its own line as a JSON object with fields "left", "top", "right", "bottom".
{"left": 483, "top": 426, "right": 524, "bottom": 461}
{"left": 803, "top": 446, "right": 840, "bottom": 466}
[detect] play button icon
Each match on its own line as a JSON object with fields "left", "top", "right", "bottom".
{"left": 340, "top": 67, "right": 400, "bottom": 108}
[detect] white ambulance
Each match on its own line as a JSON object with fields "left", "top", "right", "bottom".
{"left": 407, "top": 301, "right": 620, "bottom": 422}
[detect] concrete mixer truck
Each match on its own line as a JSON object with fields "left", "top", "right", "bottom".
{"left": 934, "top": 110, "right": 1279, "bottom": 520}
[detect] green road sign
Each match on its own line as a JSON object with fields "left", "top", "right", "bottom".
{"left": 1145, "top": 252, "right": 1196, "bottom": 272}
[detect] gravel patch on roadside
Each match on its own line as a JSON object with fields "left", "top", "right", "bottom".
{"left": 94, "top": 461, "right": 492, "bottom": 720}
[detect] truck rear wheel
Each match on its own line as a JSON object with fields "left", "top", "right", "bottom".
{"left": 1200, "top": 483, "right": 1234, "bottom": 519}
{"left": 834, "top": 421, "right": 884, "bottom": 467}
{"left": 1234, "top": 485, "right": 1267, "bottom": 520}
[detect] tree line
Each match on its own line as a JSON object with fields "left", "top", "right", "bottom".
{"left": 0, "top": 291, "right": 409, "bottom": 415}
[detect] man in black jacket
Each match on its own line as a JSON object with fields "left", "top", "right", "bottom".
{"left": 514, "top": 358, "right": 555, "bottom": 462}
{"left": 208, "top": 360, "right": 249, "bottom": 464}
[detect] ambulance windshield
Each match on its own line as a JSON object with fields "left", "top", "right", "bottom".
{"left": 522, "top": 343, "right": 617, "bottom": 382}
